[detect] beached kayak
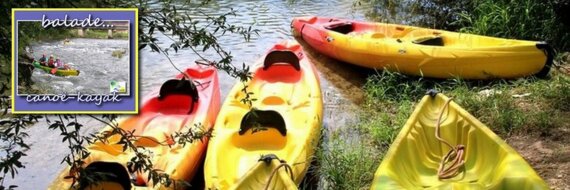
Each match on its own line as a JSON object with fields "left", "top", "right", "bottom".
{"left": 370, "top": 92, "right": 549, "bottom": 189}
{"left": 49, "top": 64, "right": 221, "bottom": 189}
{"left": 292, "top": 16, "right": 554, "bottom": 79}
{"left": 204, "top": 41, "right": 323, "bottom": 190}
{"left": 32, "top": 61, "right": 80, "bottom": 76}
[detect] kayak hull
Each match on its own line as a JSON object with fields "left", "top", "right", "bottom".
{"left": 49, "top": 64, "right": 221, "bottom": 189}
{"left": 32, "top": 61, "right": 80, "bottom": 76}
{"left": 292, "top": 16, "right": 552, "bottom": 79}
{"left": 370, "top": 93, "right": 549, "bottom": 190}
{"left": 204, "top": 41, "right": 323, "bottom": 189}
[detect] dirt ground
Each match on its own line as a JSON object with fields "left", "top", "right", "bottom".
{"left": 507, "top": 127, "right": 570, "bottom": 190}
{"left": 558, "top": 53, "right": 570, "bottom": 75}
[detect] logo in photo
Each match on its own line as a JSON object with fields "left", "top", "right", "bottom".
{"left": 110, "top": 80, "right": 127, "bottom": 93}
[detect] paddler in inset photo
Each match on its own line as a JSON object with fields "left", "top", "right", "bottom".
{"left": 55, "top": 58, "right": 71, "bottom": 70}
{"left": 38, "top": 54, "right": 47, "bottom": 66}
{"left": 47, "top": 55, "right": 55, "bottom": 68}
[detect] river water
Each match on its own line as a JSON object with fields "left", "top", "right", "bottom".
{"left": 8, "top": 0, "right": 373, "bottom": 188}
{"left": 29, "top": 38, "right": 130, "bottom": 95}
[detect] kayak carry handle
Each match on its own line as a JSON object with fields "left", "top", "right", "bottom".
{"left": 263, "top": 51, "right": 301, "bottom": 71}
{"left": 258, "top": 154, "right": 279, "bottom": 164}
{"left": 239, "top": 109, "right": 287, "bottom": 136}
{"left": 426, "top": 89, "right": 439, "bottom": 97}
{"left": 158, "top": 78, "right": 199, "bottom": 114}
{"left": 535, "top": 42, "right": 555, "bottom": 78}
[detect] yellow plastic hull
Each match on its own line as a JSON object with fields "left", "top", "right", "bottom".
{"left": 370, "top": 93, "right": 549, "bottom": 189}
{"left": 204, "top": 41, "right": 323, "bottom": 190}
{"left": 292, "top": 17, "right": 553, "bottom": 79}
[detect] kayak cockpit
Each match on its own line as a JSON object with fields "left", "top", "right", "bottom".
{"left": 324, "top": 21, "right": 354, "bottom": 34}
{"left": 141, "top": 78, "right": 200, "bottom": 115}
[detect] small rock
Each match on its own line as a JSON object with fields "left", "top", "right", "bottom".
{"left": 512, "top": 93, "right": 531, "bottom": 98}
{"left": 478, "top": 89, "right": 502, "bottom": 97}
{"left": 559, "top": 52, "right": 570, "bottom": 65}
{"left": 557, "top": 174, "right": 563, "bottom": 178}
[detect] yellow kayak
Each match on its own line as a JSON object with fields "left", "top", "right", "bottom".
{"left": 371, "top": 92, "right": 549, "bottom": 189}
{"left": 292, "top": 16, "right": 554, "bottom": 79}
{"left": 204, "top": 41, "right": 323, "bottom": 190}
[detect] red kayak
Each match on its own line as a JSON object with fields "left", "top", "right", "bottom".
{"left": 49, "top": 64, "right": 221, "bottom": 189}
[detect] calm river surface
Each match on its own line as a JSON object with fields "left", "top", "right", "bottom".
{"left": 7, "top": 1, "right": 373, "bottom": 188}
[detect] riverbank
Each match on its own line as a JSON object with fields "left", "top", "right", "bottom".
{"left": 303, "top": 1, "right": 570, "bottom": 189}
{"left": 310, "top": 55, "right": 570, "bottom": 189}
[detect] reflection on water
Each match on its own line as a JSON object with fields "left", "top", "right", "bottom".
{"left": 9, "top": 1, "right": 373, "bottom": 189}
{"left": 30, "top": 38, "right": 129, "bottom": 95}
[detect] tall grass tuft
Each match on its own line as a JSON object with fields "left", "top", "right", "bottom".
{"left": 455, "top": 0, "right": 570, "bottom": 51}
{"left": 315, "top": 130, "right": 381, "bottom": 190}
{"left": 359, "top": 0, "right": 570, "bottom": 51}
{"left": 359, "top": 0, "right": 473, "bottom": 30}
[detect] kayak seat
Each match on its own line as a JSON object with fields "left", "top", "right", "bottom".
{"left": 256, "top": 66, "right": 302, "bottom": 83}
{"left": 143, "top": 95, "right": 200, "bottom": 115}
{"left": 230, "top": 125, "right": 287, "bottom": 151}
{"left": 412, "top": 36, "right": 444, "bottom": 46}
{"left": 324, "top": 21, "right": 354, "bottom": 34}
{"left": 239, "top": 109, "right": 287, "bottom": 136}
{"left": 257, "top": 51, "right": 302, "bottom": 83}
{"left": 80, "top": 162, "right": 132, "bottom": 190}
{"left": 157, "top": 78, "right": 199, "bottom": 114}
{"left": 264, "top": 50, "right": 301, "bottom": 71}
{"left": 230, "top": 109, "right": 288, "bottom": 151}
{"left": 158, "top": 78, "right": 199, "bottom": 101}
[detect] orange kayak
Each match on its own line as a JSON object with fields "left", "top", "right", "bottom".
{"left": 292, "top": 16, "right": 553, "bottom": 79}
{"left": 49, "top": 64, "right": 221, "bottom": 189}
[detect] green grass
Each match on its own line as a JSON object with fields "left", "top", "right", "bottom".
{"left": 17, "top": 21, "right": 75, "bottom": 53}
{"left": 456, "top": 0, "right": 570, "bottom": 51}
{"left": 360, "top": 0, "right": 570, "bottom": 51}
{"left": 313, "top": 129, "right": 382, "bottom": 190}
{"left": 314, "top": 70, "right": 570, "bottom": 188}
{"left": 317, "top": 1, "right": 570, "bottom": 185}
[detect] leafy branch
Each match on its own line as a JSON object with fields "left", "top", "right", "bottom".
{"left": 0, "top": 115, "right": 41, "bottom": 190}
{"left": 137, "top": 1, "right": 259, "bottom": 106}
{"left": 46, "top": 114, "right": 91, "bottom": 187}
{"left": 0, "top": 0, "right": 260, "bottom": 189}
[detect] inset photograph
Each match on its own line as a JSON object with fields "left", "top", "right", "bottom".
{"left": 12, "top": 9, "right": 138, "bottom": 113}
{"left": 17, "top": 21, "right": 130, "bottom": 95}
